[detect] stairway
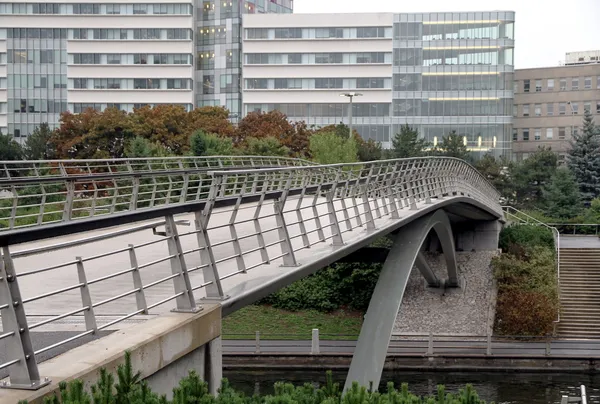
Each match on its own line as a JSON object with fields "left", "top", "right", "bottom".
{"left": 557, "top": 248, "right": 600, "bottom": 338}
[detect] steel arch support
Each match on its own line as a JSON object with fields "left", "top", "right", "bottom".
{"left": 344, "top": 209, "right": 458, "bottom": 391}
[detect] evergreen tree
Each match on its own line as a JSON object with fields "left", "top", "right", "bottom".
{"left": 24, "top": 123, "right": 53, "bottom": 160}
{"left": 243, "top": 137, "right": 289, "bottom": 156}
{"left": 435, "top": 131, "right": 470, "bottom": 160}
{"left": 189, "top": 130, "right": 234, "bottom": 156}
{"left": 511, "top": 146, "right": 558, "bottom": 208}
{"left": 567, "top": 110, "right": 600, "bottom": 203}
{"left": 542, "top": 167, "right": 582, "bottom": 219}
{"left": 390, "top": 124, "right": 430, "bottom": 158}
{"left": 0, "top": 133, "right": 23, "bottom": 160}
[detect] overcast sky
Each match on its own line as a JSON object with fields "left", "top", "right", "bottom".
{"left": 293, "top": 0, "right": 600, "bottom": 69}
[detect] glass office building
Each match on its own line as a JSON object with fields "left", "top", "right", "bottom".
{"left": 392, "top": 12, "right": 515, "bottom": 157}
{"left": 196, "top": 0, "right": 292, "bottom": 122}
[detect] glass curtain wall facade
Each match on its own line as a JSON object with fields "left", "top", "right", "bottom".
{"left": 392, "top": 11, "right": 515, "bottom": 158}
{"left": 195, "top": 0, "right": 292, "bottom": 121}
{"left": 6, "top": 28, "right": 68, "bottom": 139}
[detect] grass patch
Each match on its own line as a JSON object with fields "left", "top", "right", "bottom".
{"left": 222, "top": 305, "right": 362, "bottom": 340}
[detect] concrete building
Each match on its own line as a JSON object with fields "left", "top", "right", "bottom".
{"left": 242, "top": 11, "right": 515, "bottom": 157}
{"left": 0, "top": 0, "right": 292, "bottom": 140}
{"left": 512, "top": 58, "right": 600, "bottom": 162}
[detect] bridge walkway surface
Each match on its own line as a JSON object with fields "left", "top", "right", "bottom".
{"left": 0, "top": 156, "right": 502, "bottom": 395}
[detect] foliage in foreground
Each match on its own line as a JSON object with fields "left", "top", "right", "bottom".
{"left": 26, "top": 352, "right": 493, "bottom": 404}
{"left": 493, "top": 226, "right": 558, "bottom": 336}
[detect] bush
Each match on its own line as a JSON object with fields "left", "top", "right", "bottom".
{"left": 29, "top": 352, "right": 494, "bottom": 404}
{"left": 494, "top": 289, "right": 557, "bottom": 336}
{"left": 498, "top": 224, "right": 555, "bottom": 253}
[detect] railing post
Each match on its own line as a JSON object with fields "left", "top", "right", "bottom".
{"left": 326, "top": 178, "right": 344, "bottom": 246}
{"left": 63, "top": 180, "right": 75, "bottom": 221}
{"left": 196, "top": 176, "right": 227, "bottom": 299}
{"left": 228, "top": 192, "right": 247, "bottom": 274}
{"left": 427, "top": 332, "right": 434, "bottom": 356}
{"left": 76, "top": 257, "right": 97, "bottom": 333}
{"left": 545, "top": 337, "right": 551, "bottom": 356}
{"left": 128, "top": 245, "right": 148, "bottom": 314}
{"left": 275, "top": 177, "right": 298, "bottom": 267}
{"left": 362, "top": 166, "right": 376, "bottom": 230}
{"left": 0, "top": 246, "right": 50, "bottom": 389}
{"left": 311, "top": 329, "right": 320, "bottom": 354}
{"left": 486, "top": 333, "right": 492, "bottom": 356}
{"left": 255, "top": 331, "right": 260, "bottom": 354}
{"left": 165, "top": 214, "right": 199, "bottom": 312}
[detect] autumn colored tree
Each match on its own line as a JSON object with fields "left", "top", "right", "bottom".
{"left": 129, "top": 105, "right": 190, "bottom": 155}
{"left": 50, "top": 109, "right": 100, "bottom": 158}
{"left": 289, "top": 121, "right": 313, "bottom": 158}
{"left": 236, "top": 110, "right": 294, "bottom": 144}
{"left": 187, "top": 106, "right": 235, "bottom": 138}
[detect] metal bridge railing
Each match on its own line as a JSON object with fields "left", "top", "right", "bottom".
{"left": 0, "top": 156, "right": 316, "bottom": 231}
{"left": 0, "top": 156, "right": 500, "bottom": 390}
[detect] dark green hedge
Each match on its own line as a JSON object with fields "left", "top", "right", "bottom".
{"left": 498, "top": 224, "right": 555, "bottom": 253}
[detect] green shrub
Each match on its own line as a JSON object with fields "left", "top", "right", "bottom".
{"left": 498, "top": 224, "right": 555, "bottom": 253}
{"left": 28, "top": 352, "right": 494, "bottom": 404}
{"left": 494, "top": 289, "right": 557, "bottom": 336}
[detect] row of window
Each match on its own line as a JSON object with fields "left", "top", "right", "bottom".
{"left": 8, "top": 74, "right": 67, "bottom": 89}
{"left": 394, "top": 73, "right": 512, "bottom": 91}
{"left": 71, "top": 53, "right": 192, "bottom": 65}
{"left": 245, "top": 103, "right": 391, "bottom": 117}
{"left": 72, "top": 29, "right": 192, "bottom": 41}
{"left": 6, "top": 28, "right": 68, "bottom": 39}
{"left": 71, "top": 78, "right": 192, "bottom": 90}
{"left": 517, "top": 101, "right": 600, "bottom": 117}
{"left": 10, "top": 99, "right": 68, "bottom": 114}
{"left": 394, "top": 21, "right": 514, "bottom": 41}
{"left": 70, "top": 103, "right": 193, "bottom": 113}
{"left": 394, "top": 48, "right": 513, "bottom": 67}
{"left": 245, "top": 53, "right": 391, "bottom": 65}
{"left": 7, "top": 49, "right": 67, "bottom": 64}
{"left": 513, "top": 127, "right": 578, "bottom": 142}
{"left": 244, "top": 77, "right": 391, "bottom": 90}
{"left": 392, "top": 99, "right": 512, "bottom": 117}
{"left": 245, "top": 26, "right": 392, "bottom": 40}
{"left": 519, "top": 77, "right": 600, "bottom": 92}
{"left": 0, "top": 3, "right": 193, "bottom": 15}
{"left": 199, "top": 0, "right": 292, "bottom": 20}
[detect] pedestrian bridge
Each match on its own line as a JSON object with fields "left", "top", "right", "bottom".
{"left": 0, "top": 156, "right": 502, "bottom": 396}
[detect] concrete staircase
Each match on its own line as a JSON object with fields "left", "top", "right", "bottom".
{"left": 558, "top": 248, "right": 600, "bottom": 338}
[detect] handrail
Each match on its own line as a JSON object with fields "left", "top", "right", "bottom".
{"left": 501, "top": 206, "right": 561, "bottom": 326}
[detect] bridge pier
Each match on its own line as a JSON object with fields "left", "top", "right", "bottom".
{"left": 344, "top": 210, "right": 458, "bottom": 391}
{"left": 455, "top": 220, "right": 502, "bottom": 252}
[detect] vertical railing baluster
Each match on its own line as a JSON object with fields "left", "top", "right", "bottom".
{"left": 76, "top": 257, "right": 97, "bottom": 333}
{"left": 311, "top": 184, "right": 326, "bottom": 242}
{"left": 253, "top": 178, "right": 270, "bottom": 266}
{"left": 63, "top": 180, "right": 75, "bottom": 221}
{"left": 361, "top": 165, "right": 376, "bottom": 230}
{"left": 195, "top": 176, "right": 226, "bottom": 299}
{"left": 0, "top": 246, "right": 49, "bottom": 389}
{"left": 274, "top": 177, "right": 298, "bottom": 267}
{"left": 165, "top": 214, "right": 198, "bottom": 311}
{"left": 295, "top": 182, "right": 310, "bottom": 249}
{"left": 326, "top": 175, "right": 344, "bottom": 246}
{"left": 128, "top": 245, "right": 148, "bottom": 314}
{"left": 229, "top": 192, "right": 247, "bottom": 274}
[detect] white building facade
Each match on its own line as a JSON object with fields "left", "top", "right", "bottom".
{"left": 242, "top": 12, "right": 515, "bottom": 157}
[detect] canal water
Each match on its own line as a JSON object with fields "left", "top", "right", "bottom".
{"left": 224, "top": 370, "right": 600, "bottom": 403}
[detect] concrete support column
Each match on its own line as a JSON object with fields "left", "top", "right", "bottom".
{"left": 455, "top": 220, "right": 502, "bottom": 252}
{"left": 205, "top": 337, "right": 223, "bottom": 396}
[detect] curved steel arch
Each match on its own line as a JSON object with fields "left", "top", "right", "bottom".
{"left": 344, "top": 209, "right": 458, "bottom": 391}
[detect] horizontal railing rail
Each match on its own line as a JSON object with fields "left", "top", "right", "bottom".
{"left": 222, "top": 330, "right": 600, "bottom": 358}
{"left": 545, "top": 223, "right": 600, "bottom": 236}
{"left": 0, "top": 156, "right": 502, "bottom": 390}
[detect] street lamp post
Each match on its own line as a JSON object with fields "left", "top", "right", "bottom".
{"left": 340, "top": 92, "right": 362, "bottom": 139}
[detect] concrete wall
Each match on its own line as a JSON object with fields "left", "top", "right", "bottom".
{"left": 454, "top": 220, "right": 502, "bottom": 252}
{"left": 1, "top": 304, "right": 222, "bottom": 404}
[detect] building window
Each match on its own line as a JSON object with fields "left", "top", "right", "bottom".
{"left": 523, "top": 79, "right": 530, "bottom": 92}
{"left": 522, "top": 129, "right": 529, "bottom": 141}
{"left": 534, "top": 128, "right": 541, "bottom": 141}
{"left": 571, "top": 102, "right": 579, "bottom": 114}
{"left": 203, "top": 75, "right": 214, "bottom": 94}
{"left": 546, "top": 128, "right": 553, "bottom": 139}
{"left": 357, "top": 27, "right": 386, "bottom": 38}
{"left": 274, "top": 28, "right": 302, "bottom": 39}
{"left": 584, "top": 101, "right": 591, "bottom": 113}
{"left": 315, "top": 78, "right": 343, "bottom": 89}
{"left": 559, "top": 127, "right": 566, "bottom": 139}
{"left": 246, "top": 78, "right": 268, "bottom": 89}
{"left": 513, "top": 81, "right": 518, "bottom": 93}
{"left": 534, "top": 104, "right": 541, "bottom": 116}
{"left": 535, "top": 79, "right": 542, "bottom": 92}
{"left": 512, "top": 105, "right": 517, "bottom": 117}
{"left": 547, "top": 103, "right": 554, "bottom": 116}
{"left": 512, "top": 129, "right": 518, "bottom": 141}
{"left": 288, "top": 54, "right": 302, "bottom": 64}
{"left": 584, "top": 76, "right": 592, "bottom": 89}
{"left": 572, "top": 77, "right": 579, "bottom": 90}
{"left": 597, "top": 101, "right": 600, "bottom": 114}
{"left": 559, "top": 102, "right": 566, "bottom": 115}
{"left": 523, "top": 104, "right": 530, "bottom": 116}
{"left": 597, "top": 76, "right": 600, "bottom": 89}
{"left": 560, "top": 78, "right": 566, "bottom": 90}
{"left": 547, "top": 79, "right": 554, "bottom": 91}
{"left": 573, "top": 127, "right": 579, "bottom": 137}
{"left": 133, "top": 4, "right": 148, "bottom": 14}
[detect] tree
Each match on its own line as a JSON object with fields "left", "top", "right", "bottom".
{"left": 50, "top": 109, "right": 98, "bottom": 158}
{"left": 235, "top": 110, "right": 295, "bottom": 145}
{"left": 390, "top": 125, "right": 430, "bottom": 158}
{"left": 187, "top": 106, "right": 235, "bottom": 138}
{"left": 130, "top": 105, "right": 191, "bottom": 155}
{"left": 435, "top": 131, "right": 470, "bottom": 160}
{"left": 189, "top": 130, "right": 234, "bottom": 156}
{"left": 309, "top": 132, "right": 358, "bottom": 164}
{"left": 24, "top": 123, "right": 53, "bottom": 160}
{"left": 0, "top": 134, "right": 23, "bottom": 160}
{"left": 356, "top": 138, "right": 382, "bottom": 162}
{"left": 542, "top": 167, "right": 582, "bottom": 219}
{"left": 567, "top": 110, "right": 600, "bottom": 203}
{"left": 474, "top": 154, "right": 515, "bottom": 203}
{"left": 124, "top": 136, "right": 172, "bottom": 158}
{"left": 243, "top": 137, "right": 289, "bottom": 156}
{"left": 512, "top": 146, "right": 558, "bottom": 208}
